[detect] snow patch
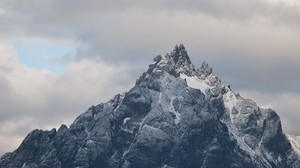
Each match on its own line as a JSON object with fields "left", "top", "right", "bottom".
{"left": 113, "top": 93, "right": 125, "bottom": 113}
{"left": 121, "top": 127, "right": 134, "bottom": 134}
{"left": 122, "top": 148, "right": 130, "bottom": 158}
{"left": 287, "top": 134, "right": 300, "bottom": 155}
{"left": 180, "top": 73, "right": 212, "bottom": 95}
{"left": 138, "top": 115, "right": 148, "bottom": 130}
{"left": 169, "top": 96, "right": 181, "bottom": 124}
{"left": 123, "top": 117, "right": 131, "bottom": 125}
{"left": 86, "top": 139, "right": 94, "bottom": 144}
{"left": 223, "top": 90, "right": 238, "bottom": 123}
{"left": 223, "top": 91, "right": 237, "bottom": 112}
{"left": 144, "top": 124, "right": 161, "bottom": 131}
{"left": 158, "top": 92, "right": 163, "bottom": 104}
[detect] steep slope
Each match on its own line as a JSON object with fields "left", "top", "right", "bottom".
{"left": 287, "top": 135, "right": 300, "bottom": 155}
{"left": 1, "top": 44, "right": 300, "bottom": 168}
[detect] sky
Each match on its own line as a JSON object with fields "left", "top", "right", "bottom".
{"left": 0, "top": 0, "right": 300, "bottom": 156}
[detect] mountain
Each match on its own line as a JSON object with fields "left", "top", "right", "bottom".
{"left": 1, "top": 44, "right": 300, "bottom": 168}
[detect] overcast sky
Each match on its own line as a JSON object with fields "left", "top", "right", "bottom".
{"left": 1, "top": 0, "right": 300, "bottom": 156}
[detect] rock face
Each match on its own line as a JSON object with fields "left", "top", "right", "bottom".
{"left": 1, "top": 44, "right": 300, "bottom": 168}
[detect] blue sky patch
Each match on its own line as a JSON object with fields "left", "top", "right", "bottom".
{"left": 14, "top": 39, "right": 75, "bottom": 73}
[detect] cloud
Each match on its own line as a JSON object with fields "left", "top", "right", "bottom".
{"left": 1, "top": 0, "right": 300, "bottom": 27}
{"left": 0, "top": 42, "right": 134, "bottom": 155}
{"left": 1, "top": 0, "right": 300, "bottom": 44}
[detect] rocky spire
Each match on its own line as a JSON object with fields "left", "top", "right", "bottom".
{"left": 170, "top": 43, "right": 192, "bottom": 66}
{"left": 199, "top": 61, "right": 213, "bottom": 77}
{"left": 144, "top": 44, "right": 195, "bottom": 77}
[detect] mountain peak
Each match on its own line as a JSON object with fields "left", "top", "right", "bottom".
{"left": 141, "top": 44, "right": 220, "bottom": 88}
{"left": 176, "top": 43, "right": 185, "bottom": 49}
{"left": 142, "top": 44, "right": 195, "bottom": 78}
{"left": 170, "top": 43, "right": 192, "bottom": 66}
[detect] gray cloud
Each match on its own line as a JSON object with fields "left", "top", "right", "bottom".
{"left": 2, "top": 0, "right": 300, "bottom": 22}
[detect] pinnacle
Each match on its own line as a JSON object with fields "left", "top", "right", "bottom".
{"left": 200, "top": 61, "right": 213, "bottom": 77}
{"left": 142, "top": 43, "right": 197, "bottom": 78}
{"left": 175, "top": 43, "right": 185, "bottom": 50}
{"left": 170, "top": 43, "right": 191, "bottom": 65}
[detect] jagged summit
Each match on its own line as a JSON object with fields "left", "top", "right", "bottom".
{"left": 144, "top": 44, "right": 196, "bottom": 76}
{"left": 142, "top": 44, "right": 216, "bottom": 79}
{"left": 1, "top": 44, "right": 300, "bottom": 168}
{"left": 140, "top": 44, "right": 221, "bottom": 94}
{"left": 170, "top": 43, "right": 191, "bottom": 65}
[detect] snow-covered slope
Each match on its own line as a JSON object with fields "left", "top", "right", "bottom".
{"left": 287, "top": 134, "right": 300, "bottom": 155}
{"left": 1, "top": 44, "right": 300, "bottom": 168}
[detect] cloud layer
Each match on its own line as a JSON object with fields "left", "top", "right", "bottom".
{"left": 0, "top": 0, "right": 300, "bottom": 155}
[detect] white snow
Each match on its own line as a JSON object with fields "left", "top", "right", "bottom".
{"left": 86, "top": 139, "right": 95, "bottom": 144}
{"left": 121, "top": 127, "right": 133, "bottom": 134}
{"left": 223, "top": 91, "right": 237, "bottom": 113}
{"left": 123, "top": 117, "right": 131, "bottom": 125}
{"left": 138, "top": 115, "right": 148, "bottom": 130}
{"left": 144, "top": 124, "right": 161, "bottom": 131}
{"left": 121, "top": 117, "right": 133, "bottom": 133}
{"left": 229, "top": 126, "right": 256, "bottom": 157}
{"left": 122, "top": 148, "right": 130, "bottom": 158}
{"left": 158, "top": 92, "right": 163, "bottom": 104}
{"left": 162, "top": 164, "right": 172, "bottom": 168}
{"left": 180, "top": 73, "right": 212, "bottom": 95}
{"left": 287, "top": 134, "right": 300, "bottom": 155}
{"left": 169, "top": 96, "right": 181, "bottom": 124}
{"left": 122, "top": 116, "right": 149, "bottom": 159}
{"left": 113, "top": 93, "right": 125, "bottom": 113}
{"left": 223, "top": 90, "right": 238, "bottom": 124}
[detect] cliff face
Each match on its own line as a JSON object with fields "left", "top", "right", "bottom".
{"left": 1, "top": 44, "right": 300, "bottom": 168}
